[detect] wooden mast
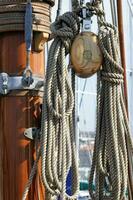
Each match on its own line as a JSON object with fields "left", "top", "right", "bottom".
{"left": 0, "top": 0, "right": 56, "bottom": 197}
{"left": 0, "top": 31, "right": 45, "bottom": 200}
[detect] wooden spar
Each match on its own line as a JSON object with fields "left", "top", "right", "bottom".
{"left": 117, "top": 0, "right": 128, "bottom": 115}
{"left": 0, "top": 32, "right": 45, "bottom": 199}
{"left": 117, "top": 0, "right": 133, "bottom": 198}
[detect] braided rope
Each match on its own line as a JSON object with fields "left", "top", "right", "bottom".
{"left": 86, "top": 2, "right": 133, "bottom": 200}
{"left": 71, "top": 0, "right": 80, "bottom": 11}
{"left": 22, "top": 11, "right": 80, "bottom": 200}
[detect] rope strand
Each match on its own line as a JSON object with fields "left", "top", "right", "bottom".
{"left": 87, "top": 2, "right": 133, "bottom": 200}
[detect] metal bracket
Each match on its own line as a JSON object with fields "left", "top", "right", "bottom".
{"left": 24, "top": 127, "right": 40, "bottom": 140}
{"left": 80, "top": 0, "right": 93, "bottom": 31}
{"left": 82, "top": 11, "right": 92, "bottom": 31}
{"left": 82, "top": 6, "right": 92, "bottom": 31}
{"left": 0, "top": 72, "right": 9, "bottom": 95}
{"left": 0, "top": 72, "right": 44, "bottom": 95}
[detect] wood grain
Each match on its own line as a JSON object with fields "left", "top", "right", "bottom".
{"left": 71, "top": 32, "right": 103, "bottom": 78}
{"left": 0, "top": 31, "right": 45, "bottom": 200}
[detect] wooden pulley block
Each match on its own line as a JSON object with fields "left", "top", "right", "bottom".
{"left": 70, "top": 32, "right": 103, "bottom": 78}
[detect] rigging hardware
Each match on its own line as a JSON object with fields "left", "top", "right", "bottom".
{"left": 71, "top": 0, "right": 103, "bottom": 78}
{"left": 24, "top": 127, "right": 40, "bottom": 140}
{"left": 79, "top": 0, "right": 93, "bottom": 31}
{"left": 0, "top": 3, "right": 51, "bottom": 33}
{"left": 0, "top": 72, "right": 9, "bottom": 95}
{"left": 22, "top": 1, "right": 34, "bottom": 87}
{"left": 0, "top": 72, "right": 44, "bottom": 95}
{"left": 81, "top": 4, "right": 92, "bottom": 31}
{"left": 70, "top": 32, "right": 103, "bottom": 78}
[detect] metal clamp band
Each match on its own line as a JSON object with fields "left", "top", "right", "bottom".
{"left": 0, "top": 72, "right": 44, "bottom": 95}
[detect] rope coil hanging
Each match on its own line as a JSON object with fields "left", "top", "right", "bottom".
{"left": 22, "top": 11, "right": 80, "bottom": 200}
{"left": 86, "top": 2, "right": 133, "bottom": 200}
{"left": 19, "top": 1, "right": 133, "bottom": 200}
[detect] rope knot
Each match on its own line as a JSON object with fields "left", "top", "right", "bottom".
{"left": 51, "top": 12, "right": 80, "bottom": 52}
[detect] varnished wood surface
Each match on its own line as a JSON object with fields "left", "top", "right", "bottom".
{"left": 0, "top": 32, "right": 44, "bottom": 76}
{"left": 0, "top": 32, "right": 45, "bottom": 200}
{"left": 71, "top": 32, "right": 103, "bottom": 78}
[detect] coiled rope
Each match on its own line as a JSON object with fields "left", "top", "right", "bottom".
{"left": 87, "top": 2, "right": 133, "bottom": 200}
{"left": 22, "top": 11, "right": 80, "bottom": 200}
{"left": 0, "top": 0, "right": 54, "bottom": 33}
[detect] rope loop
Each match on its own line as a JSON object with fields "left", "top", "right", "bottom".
{"left": 39, "top": 11, "right": 80, "bottom": 200}
{"left": 51, "top": 12, "right": 80, "bottom": 52}
{"left": 88, "top": 1, "right": 133, "bottom": 200}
